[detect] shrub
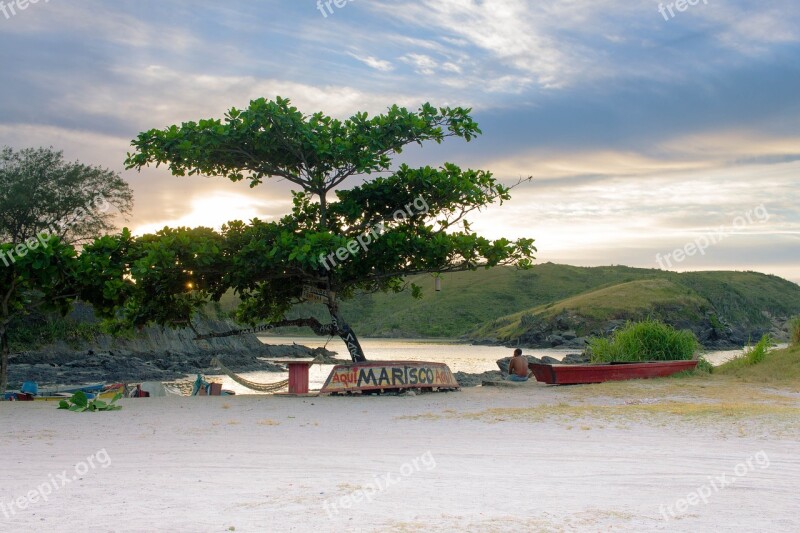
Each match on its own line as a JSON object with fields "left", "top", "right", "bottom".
{"left": 693, "top": 357, "right": 714, "bottom": 374}
{"left": 589, "top": 319, "right": 699, "bottom": 363}
{"left": 58, "top": 391, "right": 122, "bottom": 412}
{"left": 789, "top": 317, "right": 800, "bottom": 347}
{"left": 717, "top": 334, "right": 773, "bottom": 371}
{"left": 742, "top": 334, "right": 772, "bottom": 366}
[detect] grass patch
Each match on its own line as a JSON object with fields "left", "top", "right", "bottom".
{"left": 716, "top": 342, "right": 800, "bottom": 387}
{"left": 417, "top": 401, "right": 800, "bottom": 430}
{"left": 589, "top": 318, "right": 698, "bottom": 363}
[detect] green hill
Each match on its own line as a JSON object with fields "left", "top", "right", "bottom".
{"left": 470, "top": 278, "right": 709, "bottom": 341}
{"left": 268, "top": 264, "right": 800, "bottom": 348}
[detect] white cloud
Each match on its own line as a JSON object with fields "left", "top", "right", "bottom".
{"left": 400, "top": 53, "right": 439, "bottom": 75}
{"left": 347, "top": 53, "right": 394, "bottom": 72}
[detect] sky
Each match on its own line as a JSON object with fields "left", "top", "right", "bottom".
{"left": 1, "top": 0, "right": 798, "bottom": 282}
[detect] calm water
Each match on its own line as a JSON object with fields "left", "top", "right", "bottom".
{"left": 208, "top": 336, "right": 766, "bottom": 394}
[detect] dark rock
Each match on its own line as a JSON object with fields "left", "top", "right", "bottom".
{"left": 540, "top": 355, "right": 561, "bottom": 364}
{"left": 562, "top": 353, "right": 591, "bottom": 364}
{"left": 454, "top": 370, "right": 504, "bottom": 387}
{"left": 546, "top": 334, "right": 564, "bottom": 347}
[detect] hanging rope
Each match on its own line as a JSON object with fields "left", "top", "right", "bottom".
{"left": 210, "top": 357, "right": 289, "bottom": 393}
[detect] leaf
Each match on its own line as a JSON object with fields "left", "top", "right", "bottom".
{"left": 70, "top": 391, "right": 88, "bottom": 407}
{"left": 58, "top": 400, "right": 69, "bottom": 409}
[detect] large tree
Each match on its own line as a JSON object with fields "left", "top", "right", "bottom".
{"left": 124, "top": 98, "right": 535, "bottom": 362}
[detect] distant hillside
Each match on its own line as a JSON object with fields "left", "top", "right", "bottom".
{"left": 470, "top": 278, "right": 708, "bottom": 342}
{"left": 267, "top": 264, "right": 800, "bottom": 348}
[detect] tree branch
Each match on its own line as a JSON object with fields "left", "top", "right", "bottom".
{"left": 194, "top": 317, "right": 335, "bottom": 340}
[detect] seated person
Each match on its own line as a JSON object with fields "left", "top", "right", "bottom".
{"left": 506, "top": 348, "right": 530, "bottom": 382}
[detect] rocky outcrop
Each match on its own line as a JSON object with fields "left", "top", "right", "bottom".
{"left": 7, "top": 311, "right": 337, "bottom": 387}
{"left": 473, "top": 310, "right": 791, "bottom": 351}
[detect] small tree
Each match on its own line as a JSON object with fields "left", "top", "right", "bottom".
{"left": 124, "top": 98, "right": 535, "bottom": 362}
{"left": 0, "top": 146, "right": 133, "bottom": 245}
{"left": 0, "top": 240, "right": 77, "bottom": 392}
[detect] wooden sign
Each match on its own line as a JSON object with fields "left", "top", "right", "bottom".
{"left": 320, "top": 361, "right": 460, "bottom": 394}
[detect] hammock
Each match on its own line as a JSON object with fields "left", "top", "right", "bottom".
{"left": 210, "top": 357, "right": 289, "bottom": 393}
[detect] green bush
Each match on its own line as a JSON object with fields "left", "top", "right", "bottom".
{"left": 693, "top": 357, "right": 714, "bottom": 374}
{"left": 744, "top": 334, "right": 772, "bottom": 365}
{"left": 789, "top": 317, "right": 800, "bottom": 346}
{"left": 589, "top": 319, "right": 699, "bottom": 363}
{"left": 717, "top": 334, "right": 773, "bottom": 371}
{"left": 58, "top": 391, "right": 122, "bottom": 412}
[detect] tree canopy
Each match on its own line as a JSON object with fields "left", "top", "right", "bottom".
{"left": 0, "top": 146, "right": 133, "bottom": 245}
{"left": 121, "top": 98, "right": 535, "bottom": 362}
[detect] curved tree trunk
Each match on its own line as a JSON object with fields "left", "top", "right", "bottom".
{"left": 326, "top": 303, "right": 367, "bottom": 363}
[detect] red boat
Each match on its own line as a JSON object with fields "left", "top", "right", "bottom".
{"left": 529, "top": 360, "right": 698, "bottom": 385}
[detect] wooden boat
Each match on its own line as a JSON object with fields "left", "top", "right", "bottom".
{"left": 529, "top": 360, "right": 698, "bottom": 385}
{"left": 23, "top": 383, "right": 125, "bottom": 402}
{"left": 321, "top": 361, "right": 460, "bottom": 394}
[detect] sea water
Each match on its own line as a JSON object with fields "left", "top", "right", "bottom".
{"left": 208, "top": 336, "right": 765, "bottom": 394}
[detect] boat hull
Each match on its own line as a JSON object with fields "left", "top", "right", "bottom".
{"left": 321, "top": 361, "right": 460, "bottom": 394}
{"left": 529, "top": 360, "right": 698, "bottom": 385}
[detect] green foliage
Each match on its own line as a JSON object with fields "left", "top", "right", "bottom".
{"left": 9, "top": 314, "right": 101, "bottom": 351}
{"left": 126, "top": 98, "right": 482, "bottom": 188}
{"left": 745, "top": 334, "right": 772, "bottom": 365}
{"left": 719, "top": 334, "right": 773, "bottom": 371}
{"left": 789, "top": 317, "right": 800, "bottom": 346}
{"left": 0, "top": 236, "right": 82, "bottom": 392}
{"left": 694, "top": 357, "right": 714, "bottom": 374}
{"left": 0, "top": 146, "right": 133, "bottom": 246}
{"left": 106, "top": 98, "right": 535, "bottom": 333}
{"left": 588, "top": 319, "right": 699, "bottom": 363}
{"left": 58, "top": 391, "right": 122, "bottom": 412}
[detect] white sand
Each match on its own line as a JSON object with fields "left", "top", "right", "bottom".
{"left": 1, "top": 384, "right": 798, "bottom": 532}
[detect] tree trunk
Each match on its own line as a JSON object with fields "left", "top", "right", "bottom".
{"left": 0, "top": 326, "right": 9, "bottom": 394}
{"left": 326, "top": 304, "right": 367, "bottom": 363}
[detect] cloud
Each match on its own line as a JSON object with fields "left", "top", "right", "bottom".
{"left": 400, "top": 53, "right": 439, "bottom": 75}
{"left": 347, "top": 52, "right": 394, "bottom": 72}
{"left": 1, "top": 0, "right": 798, "bottom": 283}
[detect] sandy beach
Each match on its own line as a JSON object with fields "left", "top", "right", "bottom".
{"left": 1, "top": 378, "right": 799, "bottom": 533}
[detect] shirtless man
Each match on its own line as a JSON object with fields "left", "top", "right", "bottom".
{"left": 507, "top": 348, "right": 530, "bottom": 382}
